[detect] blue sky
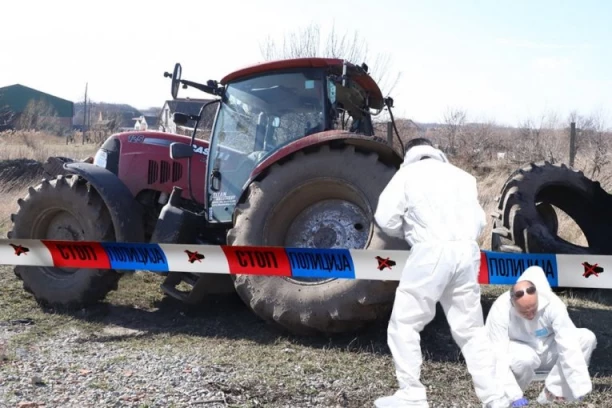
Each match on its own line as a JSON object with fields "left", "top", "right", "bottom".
{"left": 2, "top": 0, "right": 610, "bottom": 126}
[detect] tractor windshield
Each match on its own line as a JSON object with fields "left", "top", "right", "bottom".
{"left": 206, "top": 68, "right": 326, "bottom": 221}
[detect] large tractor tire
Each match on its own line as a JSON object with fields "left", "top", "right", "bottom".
{"left": 227, "top": 144, "right": 409, "bottom": 335}
{"left": 7, "top": 175, "right": 121, "bottom": 308}
{"left": 491, "top": 161, "right": 612, "bottom": 255}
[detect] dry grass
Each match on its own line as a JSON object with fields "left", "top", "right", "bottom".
{"left": 0, "top": 184, "right": 26, "bottom": 233}
{"left": 0, "top": 130, "right": 98, "bottom": 163}
{"left": 473, "top": 160, "right": 517, "bottom": 250}
{"left": 0, "top": 131, "right": 611, "bottom": 406}
{"left": 0, "top": 130, "right": 99, "bottom": 232}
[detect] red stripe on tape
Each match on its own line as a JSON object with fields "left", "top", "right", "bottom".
{"left": 478, "top": 251, "right": 489, "bottom": 284}
{"left": 221, "top": 246, "right": 291, "bottom": 277}
{"left": 42, "top": 240, "right": 111, "bottom": 269}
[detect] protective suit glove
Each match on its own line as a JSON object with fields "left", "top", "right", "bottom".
{"left": 511, "top": 397, "right": 529, "bottom": 407}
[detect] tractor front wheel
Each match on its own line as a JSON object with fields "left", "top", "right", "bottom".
{"left": 7, "top": 175, "right": 121, "bottom": 308}
{"left": 227, "top": 144, "right": 409, "bottom": 335}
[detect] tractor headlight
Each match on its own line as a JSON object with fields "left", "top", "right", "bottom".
{"left": 93, "top": 135, "right": 120, "bottom": 175}
{"left": 93, "top": 149, "right": 108, "bottom": 168}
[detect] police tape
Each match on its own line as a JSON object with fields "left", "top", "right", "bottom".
{"left": 0, "top": 239, "right": 610, "bottom": 289}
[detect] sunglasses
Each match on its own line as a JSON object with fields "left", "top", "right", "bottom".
{"left": 512, "top": 286, "right": 536, "bottom": 299}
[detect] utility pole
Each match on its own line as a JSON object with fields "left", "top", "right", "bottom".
{"left": 88, "top": 97, "right": 92, "bottom": 132}
{"left": 569, "top": 121, "right": 576, "bottom": 168}
{"left": 82, "top": 82, "right": 88, "bottom": 144}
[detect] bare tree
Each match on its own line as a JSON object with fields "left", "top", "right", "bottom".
{"left": 539, "top": 111, "right": 565, "bottom": 164}
{"left": 0, "top": 105, "right": 14, "bottom": 130}
{"left": 588, "top": 129, "right": 609, "bottom": 179}
{"left": 259, "top": 22, "right": 401, "bottom": 97}
{"left": 567, "top": 110, "right": 592, "bottom": 157}
{"left": 461, "top": 120, "right": 497, "bottom": 165}
{"left": 441, "top": 107, "right": 467, "bottom": 154}
{"left": 0, "top": 91, "right": 16, "bottom": 131}
{"left": 514, "top": 114, "right": 544, "bottom": 163}
{"left": 577, "top": 112, "right": 610, "bottom": 178}
{"left": 15, "top": 98, "right": 61, "bottom": 133}
{"left": 509, "top": 112, "right": 566, "bottom": 165}
{"left": 519, "top": 116, "right": 543, "bottom": 156}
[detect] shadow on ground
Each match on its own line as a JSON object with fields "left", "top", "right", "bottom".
{"left": 33, "top": 286, "right": 612, "bottom": 376}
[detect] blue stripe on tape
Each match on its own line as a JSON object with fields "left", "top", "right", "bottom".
{"left": 100, "top": 242, "right": 169, "bottom": 272}
{"left": 483, "top": 250, "right": 558, "bottom": 287}
{"left": 285, "top": 248, "right": 356, "bottom": 279}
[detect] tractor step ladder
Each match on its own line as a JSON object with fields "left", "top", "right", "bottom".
{"left": 160, "top": 272, "right": 198, "bottom": 303}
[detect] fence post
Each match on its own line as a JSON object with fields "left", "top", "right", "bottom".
{"left": 569, "top": 121, "right": 576, "bottom": 167}
{"left": 387, "top": 121, "right": 393, "bottom": 146}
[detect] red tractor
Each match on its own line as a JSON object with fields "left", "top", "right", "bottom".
{"left": 8, "top": 58, "right": 409, "bottom": 335}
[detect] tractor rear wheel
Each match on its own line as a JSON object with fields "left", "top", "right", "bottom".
{"left": 226, "top": 144, "right": 409, "bottom": 335}
{"left": 7, "top": 175, "right": 121, "bottom": 308}
{"left": 491, "top": 161, "right": 612, "bottom": 255}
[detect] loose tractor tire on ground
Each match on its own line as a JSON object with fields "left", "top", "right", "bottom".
{"left": 491, "top": 160, "right": 612, "bottom": 263}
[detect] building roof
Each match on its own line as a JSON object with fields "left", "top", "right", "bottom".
{"left": 162, "top": 98, "right": 217, "bottom": 129}
{"left": 0, "top": 84, "right": 74, "bottom": 117}
{"left": 144, "top": 115, "right": 159, "bottom": 128}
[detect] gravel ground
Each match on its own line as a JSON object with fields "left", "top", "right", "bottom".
{"left": 1, "top": 325, "right": 231, "bottom": 408}
{"left": 1, "top": 268, "right": 612, "bottom": 408}
{"left": 0, "top": 319, "right": 399, "bottom": 408}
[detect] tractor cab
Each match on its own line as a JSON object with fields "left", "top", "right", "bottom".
{"left": 164, "top": 58, "right": 387, "bottom": 223}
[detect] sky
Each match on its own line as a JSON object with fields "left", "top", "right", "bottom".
{"left": 2, "top": 0, "right": 611, "bottom": 127}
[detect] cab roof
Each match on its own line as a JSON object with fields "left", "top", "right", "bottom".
{"left": 220, "top": 57, "right": 385, "bottom": 110}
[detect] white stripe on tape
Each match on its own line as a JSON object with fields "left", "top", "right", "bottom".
{"left": 159, "top": 244, "right": 230, "bottom": 274}
{"left": 557, "top": 254, "right": 610, "bottom": 288}
{"left": 349, "top": 249, "right": 406, "bottom": 281}
{"left": 0, "top": 239, "right": 54, "bottom": 267}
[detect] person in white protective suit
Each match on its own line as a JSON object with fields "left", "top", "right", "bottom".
{"left": 485, "top": 265, "right": 597, "bottom": 406}
{"left": 373, "top": 138, "right": 511, "bottom": 408}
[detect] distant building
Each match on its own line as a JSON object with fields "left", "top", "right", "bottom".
{"left": 158, "top": 98, "right": 217, "bottom": 135}
{"left": 131, "top": 114, "right": 159, "bottom": 131}
{"left": 0, "top": 83, "right": 74, "bottom": 130}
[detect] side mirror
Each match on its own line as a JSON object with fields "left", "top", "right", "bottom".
{"left": 173, "top": 112, "right": 190, "bottom": 126}
{"left": 170, "top": 142, "right": 193, "bottom": 159}
{"left": 170, "top": 63, "right": 182, "bottom": 99}
{"left": 271, "top": 117, "right": 280, "bottom": 128}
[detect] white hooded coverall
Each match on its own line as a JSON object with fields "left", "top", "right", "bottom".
{"left": 374, "top": 145, "right": 509, "bottom": 408}
{"left": 485, "top": 266, "right": 597, "bottom": 403}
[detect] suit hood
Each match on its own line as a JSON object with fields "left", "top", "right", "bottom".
{"left": 516, "top": 265, "right": 552, "bottom": 312}
{"left": 518, "top": 265, "right": 552, "bottom": 293}
{"left": 401, "top": 145, "right": 449, "bottom": 167}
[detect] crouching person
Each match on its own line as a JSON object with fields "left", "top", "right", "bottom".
{"left": 485, "top": 266, "right": 597, "bottom": 406}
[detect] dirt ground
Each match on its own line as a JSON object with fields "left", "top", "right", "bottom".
{"left": 0, "top": 135, "right": 611, "bottom": 407}
{"left": 1, "top": 269, "right": 611, "bottom": 407}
